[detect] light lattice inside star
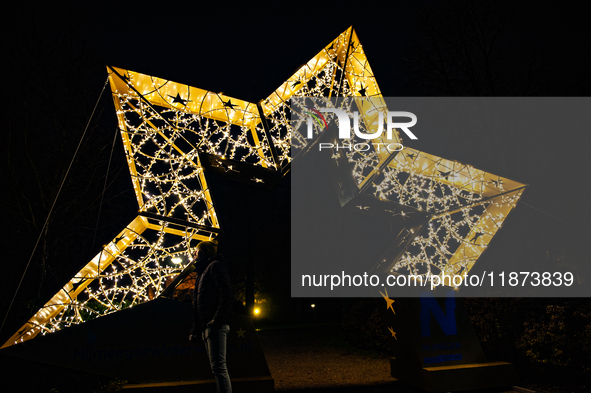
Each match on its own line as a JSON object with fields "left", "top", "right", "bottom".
{"left": 292, "top": 95, "right": 525, "bottom": 284}
{"left": 369, "top": 148, "right": 525, "bottom": 280}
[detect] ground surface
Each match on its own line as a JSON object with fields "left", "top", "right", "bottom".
{"left": 258, "top": 325, "right": 393, "bottom": 391}
{"left": 257, "top": 325, "right": 537, "bottom": 393}
{"left": 0, "top": 324, "right": 584, "bottom": 392}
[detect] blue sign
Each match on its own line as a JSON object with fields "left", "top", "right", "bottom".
{"left": 420, "top": 291, "right": 457, "bottom": 337}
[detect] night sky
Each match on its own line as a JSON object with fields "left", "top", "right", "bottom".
{"left": 2, "top": 0, "right": 590, "bottom": 338}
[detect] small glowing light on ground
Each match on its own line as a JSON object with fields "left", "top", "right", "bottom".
{"left": 311, "top": 304, "right": 316, "bottom": 308}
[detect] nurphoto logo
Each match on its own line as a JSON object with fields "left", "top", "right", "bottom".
{"left": 303, "top": 105, "right": 417, "bottom": 152}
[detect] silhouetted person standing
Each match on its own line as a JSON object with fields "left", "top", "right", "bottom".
{"left": 189, "top": 241, "right": 233, "bottom": 393}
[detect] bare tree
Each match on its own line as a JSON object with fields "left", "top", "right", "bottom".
{"left": 0, "top": 5, "right": 134, "bottom": 340}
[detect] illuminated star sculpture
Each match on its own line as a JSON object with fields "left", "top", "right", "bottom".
{"left": 4, "top": 26, "right": 525, "bottom": 348}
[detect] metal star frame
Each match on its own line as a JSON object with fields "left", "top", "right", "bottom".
{"left": 4, "top": 26, "right": 525, "bottom": 348}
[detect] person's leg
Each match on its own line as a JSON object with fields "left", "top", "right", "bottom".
{"left": 202, "top": 325, "right": 232, "bottom": 393}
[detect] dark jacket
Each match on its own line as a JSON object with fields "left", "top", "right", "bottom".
{"left": 192, "top": 254, "right": 233, "bottom": 331}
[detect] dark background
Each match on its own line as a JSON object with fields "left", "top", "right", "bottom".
{"left": 1, "top": 0, "right": 589, "bottom": 354}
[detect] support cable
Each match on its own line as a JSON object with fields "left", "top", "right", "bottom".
{"left": 0, "top": 77, "right": 110, "bottom": 336}
{"left": 521, "top": 201, "right": 566, "bottom": 224}
{"left": 91, "top": 126, "right": 119, "bottom": 252}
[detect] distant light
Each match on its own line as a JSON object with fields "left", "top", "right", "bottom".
{"left": 171, "top": 257, "right": 182, "bottom": 264}
{"left": 254, "top": 308, "right": 261, "bottom": 315}
{"left": 311, "top": 304, "right": 316, "bottom": 308}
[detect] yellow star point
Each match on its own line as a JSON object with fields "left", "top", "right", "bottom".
{"left": 236, "top": 328, "right": 246, "bottom": 338}
{"left": 387, "top": 326, "right": 397, "bottom": 339}
{"left": 380, "top": 288, "right": 396, "bottom": 315}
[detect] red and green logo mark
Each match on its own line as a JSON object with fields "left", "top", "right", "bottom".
{"left": 303, "top": 107, "right": 328, "bottom": 130}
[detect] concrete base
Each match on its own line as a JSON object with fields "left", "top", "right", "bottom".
{"left": 122, "top": 376, "right": 274, "bottom": 392}
{"left": 391, "top": 358, "right": 519, "bottom": 393}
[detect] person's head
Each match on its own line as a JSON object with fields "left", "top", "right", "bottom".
{"left": 193, "top": 240, "right": 218, "bottom": 260}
